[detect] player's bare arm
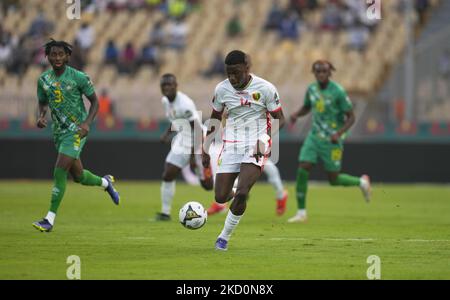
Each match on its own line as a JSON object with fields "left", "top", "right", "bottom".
{"left": 202, "top": 109, "right": 223, "bottom": 167}
{"left": 270, "top": 109, "right": 286, "bottom": 135}
{"left": 331, "top": 110, "right": 355, "bottom": 144}
{"left": 78, "top": 92, "right": 99, "bottom": 139}
{"left": 37, "top": 102, "right": 49, "bottom": 128}
{"left": 290, "top": 105, "right": 311, "bottom": 123}
{"left": 160, "top": 123, "right": 172, "bottom": 143}
{"left": 254, "top": 109, "right": 286, "bottom": 162}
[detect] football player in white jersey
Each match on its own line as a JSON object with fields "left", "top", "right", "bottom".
{"left": 202, "top": 50, "right": 286, "bottom": 250}
{"left": 206, "top": 109, "right": 288, "bottom": 217}
{"left": 156, "top": 74, "right": 213, "bottom": 221}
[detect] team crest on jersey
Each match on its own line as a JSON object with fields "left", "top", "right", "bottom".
{"left": 252, "top": 92, "right": 261, "bottom": 101}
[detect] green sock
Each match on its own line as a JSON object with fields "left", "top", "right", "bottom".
{"left": 296, "top": 168, "right": 309, "bottom": 210}
{"left": 79, "top": 170, "right": 103, "bottom": 186}
{"left": 331, "top": 174, "right": 361, "bottom": 187}
{"left": 49, "top": 167, "right": 68, "bottom": 213}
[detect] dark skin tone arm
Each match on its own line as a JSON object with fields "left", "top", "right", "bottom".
{"left": 253, "top": 109, "right": 285, "bottom": 162}
{"left": 330, "top": 110, "right": 355, "bottom": 143}
{"left": 290, "top": 105, "right": 355, "bottom": 144}
{"left": 161, "top": 120, "right": 201, "bottom": 169}
{"left": 37, "top": 103, "right": 49, "bottom": 128}
{"left": 78, "top": 92, "right": 99, "bottom": 139}
{"left": 202, "top": 109, "right": 223, "bottom": 167}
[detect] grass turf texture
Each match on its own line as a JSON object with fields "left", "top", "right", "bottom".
{"left": 0, "top": 181, "right": 449, "bottom": 279}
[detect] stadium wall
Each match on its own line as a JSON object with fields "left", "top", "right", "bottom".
{"left": 1, "top": 140, "right": 449, "bottom": 183}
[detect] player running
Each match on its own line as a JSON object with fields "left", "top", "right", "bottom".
{"left": 156, "top": 74, "right": 213, "bottom": 221}
{"left": 288, "top": 60, "right": 371, "bottom": 223}
{"left": 32, "top": 39, "right": 120, "bottom": 232}
{"left": 206, "top": 110, "right": 288, "bottom": 217}
{"left": 202, "top": 50, "right": 286, "bottom": 251}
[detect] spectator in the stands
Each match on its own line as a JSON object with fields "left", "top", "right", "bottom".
{"left": 104, "top": 39, "right": 119, "bottom": 65}
{"left": 118, "top": 42, "right": 137, "bottom": 74}
{"left": 28, "top": 11, "right": 53, "bottom": 37}
{"left": 76, "top": 22, "right": 95, "bottom": 53}
{"left": 227, "top": 13, "right": 243, "bottom": 38}
{"left": 150, "top": 20, "right": 166, "bottom": 47}
{"left": 140, "top": 41, "right": 160, "bottom": 73}
{"left": 167, "top": 18, "right": 188, "bottom": 51}
{"left": 69, "top": 39, "right": 86, "bottom": 70}
{"left": 202, "top": 51, "right": 225, "bottom": 78}
{"left": 347, "top": 21, "right": 369, "bottom": 52}
{"left": 321, "top": 2, "right": 342, "bottom": 31}
{"left": 279, "top": 11, "right": 301, "bottom": 41}
{"left": 264, "top": 0, "right": 284, "bottom": 31}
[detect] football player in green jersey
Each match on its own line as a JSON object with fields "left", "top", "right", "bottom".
{"left": 288, "top": 60, "right": 371, "bottom": 223}
{"left": 32, "top": 39, "right": 120, "bottom": 232}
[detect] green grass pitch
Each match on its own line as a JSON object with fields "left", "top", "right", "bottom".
{"left": 0, "top": 180, "right": 449, "bottom": 279}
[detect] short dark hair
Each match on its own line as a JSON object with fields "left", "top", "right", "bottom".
{"left": 225, "top": 50, "right": 247, "bottom": 65}
{"left": 160, "top": 73, "right": 177, "bottom": 84}
{"left": 312, "top": 60, "right": 336, "bottom": 72}
{"left": 44, "top": 39, "right": 73, "bottom": 56}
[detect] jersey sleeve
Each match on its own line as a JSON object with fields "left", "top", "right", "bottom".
{"left": 37, "top": 78, "right": 48, "bottom": 104}
{"left": 211, "top": 84, "right": 224, "bottom": 112}
{"left": 77, "top": 72, "right": 95, "bottom": 97}
{"left": 337, "top": 86, "right": 353, "bottom": 112}
{"left": 303, "top": 87, "right": 311, "bottom": 108}
{"left": 265, "top": 83, "right": 282, "bottom": 113}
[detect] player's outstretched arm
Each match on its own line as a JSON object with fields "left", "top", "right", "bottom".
{"left": 290, "top": 105, "right": 310, "bottom": 123}
{"left": 36, "top": 103, "right": 49, "bottom": 128}
{"left": 79, "top": 92, "right": 99, "bottom": 139}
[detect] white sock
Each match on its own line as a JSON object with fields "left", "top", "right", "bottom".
{"left": 161, "top": 181, "right": 175, "bottom": 215}
{"left": 218, "top": 210, "right": 242, "bottom": 241}
{"left": 101, "top": 178, "right": 109, "bottom": 188}
{"left": 297, "top": 209, "right": 307, "bottom": 217}
{"left": 263, "top": 162, "right": 284, "bottom": 199}
{"left": 45, "top": 211, "right": 56, "bottom": 225}
{"left": 360, "top": 177, "right": 367, "bottom": 188}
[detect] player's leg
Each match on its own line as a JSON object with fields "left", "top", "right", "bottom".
{"left": 288, "top": 161, "right": 314, "bottom": 223}
{"left": 33, "top": 153, "right": 74, "bottom": 232}
{"left": 324, "top": 143, "right": 371, "bottom": 202}
{"left": 288, "top": 135, "right": 317, "bottom": 223}
{"left": 70, "top": 159, "right": 119, "bottom": 205}
{"left": 181, "top": 165, "right": 200, "bottom": 186}
{"left": 263, "top": 159, "right": 288, "bottom": 216}
{"left": 157, "top": 162, "right": 182, "bottom": 221}
{"left": 216, "top": 163, "right": 261, "bottom": 250}
{"left": 195, "top": 154, "right": 213, "bottom": 191}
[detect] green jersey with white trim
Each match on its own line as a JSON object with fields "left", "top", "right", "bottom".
{"left": 37, "top": 65, "right": 95, "bottom": 136}
{"left": 303, "top": 80, "right": 353, "bottom": 140}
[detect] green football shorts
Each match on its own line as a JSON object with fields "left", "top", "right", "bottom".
{"left": 298, "top": 133, "right": 343, "bottom": 172}
{"left": 54, "top": 131, "right": 86, "bottom": 159}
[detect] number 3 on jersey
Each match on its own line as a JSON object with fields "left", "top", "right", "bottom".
{"left": 240, "top": 97, "right": 251, "bottom": 107}
{"left": 54, "top": 88, "right": 63, "bottom": 103}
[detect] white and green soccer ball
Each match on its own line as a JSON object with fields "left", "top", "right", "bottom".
{"left": 179, "top": 201, "right": 207, "bottom": 230}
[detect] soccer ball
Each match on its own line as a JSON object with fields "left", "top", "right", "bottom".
{"left": 179, "top": 201, "right": 207, "bottom": 230}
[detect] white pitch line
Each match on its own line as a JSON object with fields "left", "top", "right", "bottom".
{"left": 256, "top": 237, "right": 450, "bottom": 243}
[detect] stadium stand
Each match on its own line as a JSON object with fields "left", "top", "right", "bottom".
{"left": 0, "top": 0, "right": 441, "bottom": 123}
